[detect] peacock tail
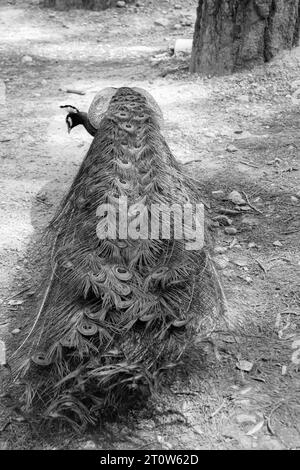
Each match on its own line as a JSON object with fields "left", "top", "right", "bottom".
{"left": 12, "top": 87, "right": 225, "bottom": 427}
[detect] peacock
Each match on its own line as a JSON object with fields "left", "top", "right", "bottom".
{"left": 12, "top": 87, "right": 226, "bottom": 427}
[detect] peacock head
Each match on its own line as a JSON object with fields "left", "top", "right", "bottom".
{"left": 60, "top": 105, "right": 81, "bottom": 133}
{"left": 60, "top": 87, "right": 164, "bottom": 136}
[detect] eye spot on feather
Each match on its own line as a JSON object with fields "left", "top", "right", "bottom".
{"left": 114, "top": 266, "right": 132, "bottom": 281}
{"left": 116, "top": 158, "right": 132, "bottom": 170}
{"left": 77, "top": 322, "right": 98, "bottom": 337}
{"left": 31, "top": 352, "right": 52, "bottom": 366}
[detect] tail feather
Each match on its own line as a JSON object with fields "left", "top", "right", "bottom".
{"left": 12, "top": 87, "right": 225, "bottom": 425}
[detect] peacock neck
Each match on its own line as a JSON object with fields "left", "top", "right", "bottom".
{"left": 78, "top": 112, "right": 97, "bottom": 137}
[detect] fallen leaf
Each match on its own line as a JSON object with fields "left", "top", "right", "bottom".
{"left": 246, "top": 420, "right": 264, "bottom": 436}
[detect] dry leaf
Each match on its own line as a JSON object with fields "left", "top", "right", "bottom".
{"left": 246, "top": 420, "right": 264, "bottom": 436}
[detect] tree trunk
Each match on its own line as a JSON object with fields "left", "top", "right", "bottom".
{"left": 41, "top": 0, "right": 133, "bottom": 10}
{"left": 190, "top": 0, "right": 300, "bottom": 75}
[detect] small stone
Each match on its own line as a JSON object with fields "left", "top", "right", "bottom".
{"left": 211, "top": 190, "right": 224, "bottom": 198}
{"left": 273, "top": 240, "right": 283, "bottom": 247}
{"left": 214, "top": 246, "right": 228, "bottom": 254}
{"left": 291, "top": 196, "right": 298, "bottom": 203}
{"left": 182, "top": 19, "right": 192, "bottom": 27}
{"left": 236, "top": 360, "right": 253, "bottom": 372}
{"left": 228, "top": 190, "right": 246, "bottom": 205}
{"left": 154, "top": 18, "right": 169, "bottom": 27}
{"left": 193, "top": 425, "right": 203, "bottom": 435}
{"left": 21, "top": 55, "right": 33, "bottom": 64}
{"left": 213, "top": 255, "right": 229, "bottom": 270}
{"left": 248, "top": 242, "right": 257, "bottom": 248}
{"left": 232, "top": 256, "right": 248, "bottom": 267}
{"left": 222, "top": 268, "right": 236, "bottom": 278}
{"left": 11, "top": 328, "right": 21, "bottom": 335}
{"left": 173, "top": 23, "right": 182, "bottom": 30}
{"left": 226, "top": 144, "right": 238, "bottom": 153}
{"left": 174, "top": 4, "right": 182, "bottom": 8}
{"left": 116, "top": 0, "right": 126, "bottom": 7}
{"left": 240, "top": 275, "right": 253, "bottom": 283}
{"left": 213, "top": 215, "right": 232, "bottom": 226}
{"left": 224, "top": 227, "right": 237, "bottom": 235}
{"left": 8, "top": 299, "right": 23, "bottom": 306}
{"left": 241, "top": 216, "right": 259, "bottom": 227}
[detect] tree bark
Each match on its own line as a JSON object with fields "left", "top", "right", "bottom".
{"left": 190, "top": 0, "right": 300, "bottom": 75}
{"left": 41, "top": 0, "right": 133, "bottom": 10}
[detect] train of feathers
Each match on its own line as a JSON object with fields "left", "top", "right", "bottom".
{"left": 11, "top": 87, "right": 228, "bottom": 427}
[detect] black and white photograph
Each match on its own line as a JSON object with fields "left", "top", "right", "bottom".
{"left": 0, "top": 0, "right": 299, "bottom": 453}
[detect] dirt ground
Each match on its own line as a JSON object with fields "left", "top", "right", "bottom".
{"left": 0, "top": 0, "right": 300, "bottom": 450}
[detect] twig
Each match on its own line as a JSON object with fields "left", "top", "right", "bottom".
{"left": 255, "top": 258, "right": 267, "bottom": 273}
{"left": 137, "top": 441, "right": 161, "bottom": 450}
{"left": 181, "top": 159, "right": 202, "bottom": 166}
{"left": 280, "top": 311, "right": 300, "bottom": 316}
{"left": 160, "top": 65, "right": 189, "bottom": 77}
{"left": 66, "top": 89, "right": 85, "bottom": 95}
{"left": 209, "top": 400, "right": 226, "bottom": 419}
{"left": 8, "top": 286, "right": 32, "bottom": 300}
{"left": 0, "top": 139, "right": 11, "bottom": 143}
{"left": 173, "top": 391, "right": 200, "bottom": 397}
{"left": 229, "top": 237, "right": 237, "bottom": 249}
{"left": 218, "top": 208, "right": 241, "bottom": 216}
{"left": 239, "top": 161, "right": 259, "bottom": 169}
{"left": 265, "top": 399, "right": 287, "bottom": 437}
{"left": 242, "top": 191, "right": 263, "bottom": 214}
{"left": 281, "top": 229, "right": 300, "bottom": 235}
{"left": 0, "top": 419, "right": 12, "bottom": 433}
